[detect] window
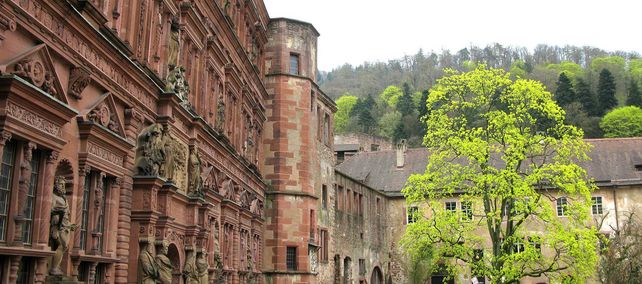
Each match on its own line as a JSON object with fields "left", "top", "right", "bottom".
{"left": 309, "top": 210, "right": 316, "bottom": 241}
{"left": 323, "top": 113, "right": 330, "bottom": 145}
{"left": 376, "top": 197, "right": 381, "bottom": 214}
{"left": 22, "top": 149, "right": 41, "bottom": 244}
{"left": 359, "top": 259, "right": 366, "bottom": 276}
{"left": 512, "top": 240, "right": 525, "bottom": 253}
{"left": 289, "top": 53, "right": 299, "bottom": 75}
{"left": 370, "top": 144, "right": 379, "bottom": 151}
{"left": 591, "top": 196, "right": 603, "bottom": 215}
{"left": 346, "top": 189, "right": 352, "bottom": 213}
{"left": 528, "top": 236, "right": 542, "bottom": 252}
{"left": 16, "top": 257, "right": 34, "bottom": 284}
{"left": 322, "top": 184, "right": 328, "bottom": 209}
{"left": 445, "top": 201, "right": 457, "bottom": 212}
{"left": 556, "top": 197, "right": 567, "bottom": 216}
{"left": 406, "top": 206, "right": 418, "bottom": 224}
{"left": 461, "top": 201, "right": 473, "bottom": 221}
{"left": 96, "top": 175, "right": 108, "bottom": 252}
{"left": 353, "top": 192, "right": 358, "bottom": 214}
{"left": 286, "top": 246, "right": 297, "bottom": 270}
{"left": 0, "top": 140, "right": 16, "bottom": 241}
{"left": 320, "top": 229, "right": 328, "bottom": 262}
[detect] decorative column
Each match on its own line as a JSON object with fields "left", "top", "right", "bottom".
{"left": 0, "top": 130, "right": 11, "bottom": 160}
{"left": 35, "top": 150, "right": 59, "bottom": 248}
{"left": 8, "top": 255, "right": 21, "bottom": 283}
{"left": 13, "top": 142, "right": 36, "bottom": 245}
{"left": 106, "top": 177, "right": 122, "bottom": 256}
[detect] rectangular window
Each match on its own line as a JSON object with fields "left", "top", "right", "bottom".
{"left": 346, "top": 189, "right": 352, "bottom": 213}
{"left": 359, "top": 259, "right": 366, "bottom": 276}
{"left": 96, "top": 176, "right": 108, "bottom": 252}
{"left": 591, "top": 196, "right": 603, "bottom": 215}
{"left": 406, "top": 206, "right": 418, "bottom": 224}
{"left": 337, "top": 185, "right": 344, "bottom": 211}
{"left": 16, "top": 257, "right": 34, "bottom": 284}
{"left": 556, "top": 197, "right": 567, "bottom": 216}
{"left": 289, "top": 53, "right": 299, "bottom": 75}
{"left": 513, "top": 240, "right": 525, "bottom": 253}
{"left": 323, "top": 113, "right": 330, "bottom": 145}
{"left": 22, "top": 149, "right": 41, "bottom": 245}
{"left": 320, "top": 229, "right": 328, "bottom": 262}
{"left": 445, "top": 201, "right": 457, "bottom": 212}
{"left": 376, "top": 197, "right": 381, "bottom": 214}
{"left": 353, "top": 192, "right": 358, "bottom": 214}
{"left": 0, "top": 140, "right": 16, "bottom": 241}
{"left": 80, "top": 174, "right": 91, "bottom": 250}
{"left": 461, "top": 201, "right": 473, "bottom": 221}
{"left": 528, "top": 236, "right": 542, "bottom": 252}
{"left": 286, "top": 246, "right": 297, "bottom": 270}
{"left": 322, "top": 185, "right": 327, "bottom": 209}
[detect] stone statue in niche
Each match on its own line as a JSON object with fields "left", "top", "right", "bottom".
{"left": 201, "top": 165, "right": 215, "bottom": 193}
{"left": 138, "top": 242, "right": 159, "bottom": 284}
{"left": 183, "top": 251, "right": 199, "bottom": 284}
{"left": 167, "top": 17, "right": 180, "bottom": 68}
{"left": 216, "top": 97, "right": 225, "bottom": 131}
{"left": 196, "top": 252, "right": 209, "bottom": 284}
{"left": 155, "top": 241, "right": 173, "bottom": 284}
{"left": 239, "top": 188, "right": 250, "bottom": 208}
{"left": 246, "top": 248, "right": 254, "bottom": 271}
{"left": 49, "top": 176, "right": 77, "bottom": 276}
{"left": 165, "top": 65, "right": 190, "bottom": 108}
{"left": 135, "top": 124, "right": 165, "bottom": 176}
{"left": 68, "top": 66, "right": 91, "bottom": 100}
{"left": 250, "top": 196, "right": 260, "bottom": 216}
{"left": 218, "top": 177, "right": 232, "bottom": 199}
{"left": 41, "top": 71, "right": 57, "bottom": 97}
{"left": 188, "top": 147, "right": 203, "bottom": 196}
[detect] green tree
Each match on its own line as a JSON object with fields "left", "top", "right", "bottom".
{"left": 378, "top": 111, "right": 402, "bottom": 139}
{"left": 626, "top": 80, "right": 642, "bottom": 108}
{"left": 333, "top": 95, "right": 359, "bottom": 134}
{"left": 398, "top": 83, "right": 416, "bottom": 116}
{"left": 402, "top": 66, "right": 598, "bottom": 283}
{"left": 554, "top": 72, "right": 575, "bottom": 107}
{"left": 597, "top": 69, "right": 617, "bottom": 116}
{"left": 547, "top": 61, "right": 583, "bottom": 80}
{"left": 575, "top": 78, "right": 597, "bottom": 116}
{"left": 392, "top": 121, "right": 406, "bottom": 143}
{"left": 358, "top": 107, "right": 377, "bottom": 134}
{"left": 599, "top": 106, "right": 642, "bottom": 138}
{"left": 380, "top": 85, "right": 403, "bottom": 108}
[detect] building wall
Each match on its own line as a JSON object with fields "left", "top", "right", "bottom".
{"left": 334, "top": 134, "right": 393, "bottom": 152}
{"left": 0, "top": 0, "right": 270, "bottom": 283}
{"left": 261, "top": 18, "right": 337, "bottom": 284}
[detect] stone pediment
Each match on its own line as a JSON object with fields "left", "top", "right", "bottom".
{"left": 83, "top": 93, "right": 125, "bottom": 137}
{"left": 0, "top": 44, "right": 68, "bottom": 103}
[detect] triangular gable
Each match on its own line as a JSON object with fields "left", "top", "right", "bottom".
{"left": 0, "top": 44, "right": 68, "bottom": 103}
{"left": 84, "top": 93, "right": 126, "bottom": 137}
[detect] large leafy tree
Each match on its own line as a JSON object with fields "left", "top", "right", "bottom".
{"left": 333, "top": 95, "right": 358, "bottom": 134}
{"left": 402, "top": 66, "right": 598, "bottom": 283}
{"left": 626, "top": 80, "right": 642, "bottom": 108}
{"left": 599, "top": 106, "right": 642, "bottom": 138}
{"left": 597, "top": 69, "right": 617, "bottom": 116}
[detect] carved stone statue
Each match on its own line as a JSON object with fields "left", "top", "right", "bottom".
{"left": 41, "top": 71, "right": 57, "bottom": 97}
{"left": 219, "top": 178, "right": 232, "bottom": 199}
{"left": 239, "top": 188, "right": 250, "bottom": 208}
{"left": 196, "top": 252, "right": 209, "bottom": 284}
{"left": 216, "top": 98, "right": 225, "bottom": 131}
{"left": 68, "top": 67, "right": 91, "bottom": 100}
{"left": 165, "top": 65, "right": 190, "bottom": 107}
{"left": 138, "top": 242, "right": 159, "bottom": 284}
{"left": 250, "top": 197, "right": 260, "bottom": 216}
{"left": 49, "top": 176, "right": 77, "bottom": 276}
{"left": 155, "top": 241, "right": 173, "bottom": 284}
{"left": 246, "top": 249, "right": 254, "bottom": 271}
{"left": 183, "top": 251, "right": 199, "bottom": 284}
{"left": 188, "top": 147, "right": 203, "bottom": 196}
{"left": 167, "top": 17, "right": 180, "bottom": 67}
{"left": 136, "top": 124, "right": 165, "bottom": 176}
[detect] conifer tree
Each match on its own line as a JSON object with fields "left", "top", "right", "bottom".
{"left": 626, "top": 80, "right": 642, "bottom": 108}
{"left": 575, "top": 78, "right": 598, "bottom": 116}
{"left": 597, "top": 68, "right": 617, "bottom": 116}
{"left": 554, "top": 72, "right": 575, "bottom": 107}
{"left": 397, "top": 83, "right": 416, "bottom": 116}
{"left": 358, "top": 108, "right": 376, "bottom": 134}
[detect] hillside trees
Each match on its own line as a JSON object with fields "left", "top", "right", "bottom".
{"left": 402, "top": 66, "right": 598, "bottom": 283}
{"left": 597, "top": 69, "right": 618, "bottom": 116}
{"left": 599, "top": 106, "right": 642, "bottom": 138}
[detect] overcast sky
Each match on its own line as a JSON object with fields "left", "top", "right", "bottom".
{"left": 263, "top": 0, "right": 641, "bottom": 72}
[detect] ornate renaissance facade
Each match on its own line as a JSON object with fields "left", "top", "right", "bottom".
{"left": 0, "top": 0, "right": 271, "bottom": 283}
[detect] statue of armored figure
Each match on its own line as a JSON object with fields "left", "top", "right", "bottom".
{"left": 138, "top": 242, "right": 159, "bottom": 284}
{"left": 49, "top": 176, "right": 77, "bottom": 276}
{"left": 188, "top": 147, "right": 203, "bottom": 196}
{"left": 183, "top": 251, "right": 199, "bottom": 284}
{"left": 155, "top": 241, "right": 173, "bottom": 284}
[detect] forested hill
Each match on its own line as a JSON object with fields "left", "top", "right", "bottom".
{"left": 320, "top": 43, "right": 642, "bottom": 146}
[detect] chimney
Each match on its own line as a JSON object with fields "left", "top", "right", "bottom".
{"left": 396, "top": 139, "right": 407, "bottom": 168}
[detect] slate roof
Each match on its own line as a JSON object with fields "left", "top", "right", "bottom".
{"left": 336, "top": 137, "right": 642, "bottom": 195}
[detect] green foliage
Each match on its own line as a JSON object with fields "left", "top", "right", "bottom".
{"left": 402, "top": 66, "right": 598, "bottom": 284}
{"left": 378, "top": 111, "right": 402, "bottom": 138}
{"left": 509, "top": 60, "right": 527, "bottom": 79}
{"left": 547, "top": 61, "right": 583, "bottom": 80}
{"left": 575, "top": 78, "right": 598, "bottom": 116}
{"left": 597, "top": 69, "right": 618, "bottom": 116}
{"left": 380, "top": 85, "right": 403, "bottom": 108}
{"left": 591, "top": 56, "right": 626, "bottom": 101}
{"left": 392, "top": 121, "right": 406, "bottom": 143}
{"left": 555, "top": 72, "right": 576, "bottom": 107}
{"left": 358, "top": 107, "right": 377, "bottom": 134}
{"left": 626, "top": 80, "right": 642, "bottom": 108}
{"left": 333, "top": 95, "right": 358, "bottom": 134}
{"left": 599, "top": 106, "right": 642, "bottom": 138}
{"left": 397, "top": 83, "right": 416, "bottom": 116}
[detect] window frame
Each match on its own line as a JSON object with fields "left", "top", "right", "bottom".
{"left": 556, "top": 197, "right": 568, "bottom": 217}
{"left": 0, "top": 140, "right": 17, "bottom": 242}
{"left": 591, "top": 196, "right": 603, "bottom": 215}
{"left": 286, "top": 246, "right": 298, "bottom": 271}
{"left": 406, "top": 206, "right": 418, "bottom": 224}
{"left": 289, "top": 53, "right": 300, "bottom": 75}
{"left": 445, "top": 201, "right": 457, "bottom": 213}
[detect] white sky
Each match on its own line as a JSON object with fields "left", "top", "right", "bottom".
{"left": 263, "top": 0, "right": 642, "bottom": 72}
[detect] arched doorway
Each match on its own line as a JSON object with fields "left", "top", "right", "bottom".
{"left": 343, "top": 257, "right": 352, "bottom": 284}
{"left": 370, "top": 266, "right": 383, "bottom": 284}
{"left": 167, "top": 243, "right": 181, "bottom": 284}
